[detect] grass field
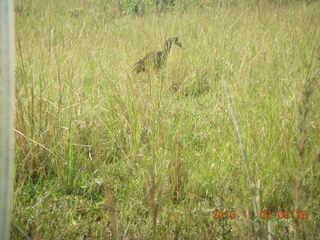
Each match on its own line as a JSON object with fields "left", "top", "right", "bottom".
{"left": 13, "top": 0, "right": 320, "bottom": 239}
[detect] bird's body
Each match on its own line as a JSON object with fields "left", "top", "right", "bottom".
{"left": 133, "top": 37, "right": 182, "bottom": 74}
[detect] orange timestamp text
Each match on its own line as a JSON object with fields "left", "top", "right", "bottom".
{"left": 211, "top": 210, "right": 308, "bottom": 220}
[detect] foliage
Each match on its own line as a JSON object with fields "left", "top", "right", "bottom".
{"left": 13, "top": 0, "right": 320, "bottom": 239}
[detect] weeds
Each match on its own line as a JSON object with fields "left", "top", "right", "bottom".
{"left": 12, "top": 0, "right": 320, "bottom": 239}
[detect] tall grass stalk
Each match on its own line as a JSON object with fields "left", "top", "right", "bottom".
{"left": 224, "top": 80, "right": 263, "bottom": 239}
{"left": 65, "top": 120, "right": 75, "bottom": 193}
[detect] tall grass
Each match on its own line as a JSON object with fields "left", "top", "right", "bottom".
{"left": 13, "top": 0, "right": 320, "bottom": 239}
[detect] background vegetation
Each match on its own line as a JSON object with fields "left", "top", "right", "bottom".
{"left": 13, "top": 0, "right": 320, "bottom": 239}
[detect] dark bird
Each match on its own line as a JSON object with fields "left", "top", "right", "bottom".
{"left": 133, "top": 37, "right": 182, "bottom": 74}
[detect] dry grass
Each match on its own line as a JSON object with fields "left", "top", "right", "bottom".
{"left": 13, "top": 0, "right": 320, "bottom": 239}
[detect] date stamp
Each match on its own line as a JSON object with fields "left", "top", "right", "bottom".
{"left": 211, "top": 210, "right": 308, "bottom": 220}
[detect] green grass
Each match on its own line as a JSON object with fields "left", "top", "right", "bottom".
{"left": 13, "top": 0, "right": 320, "bottom": 239}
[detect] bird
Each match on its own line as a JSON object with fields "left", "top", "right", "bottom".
{"left": 133, "top": 37, "right": 182, "bottom": 74}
